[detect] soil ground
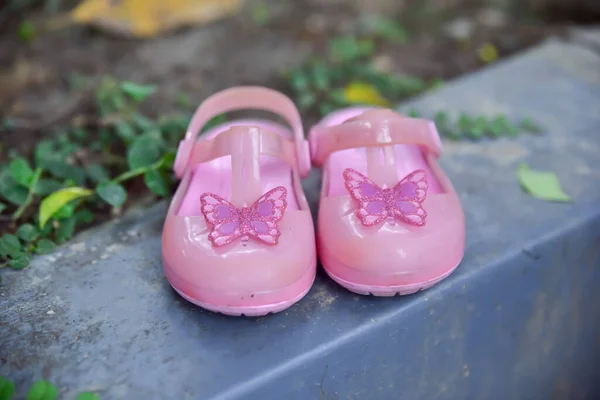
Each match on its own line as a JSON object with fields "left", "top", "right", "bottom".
{"left": 2, "top": 0, "right": 592, "bottom": 158}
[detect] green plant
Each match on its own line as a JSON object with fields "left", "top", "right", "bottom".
{"left": 0, "top": 377, "right": 100, "bottom": 400}
{"left": 286, "top": 34, "right": 441, "bottom": 117}
{"left": 360, "top": 15, "right": 409, "bottom": 44}
{"left": 399, "top": 110, "right": 544, "bottom": 141}
{"left": 0, "top": 75, "right": 230, "bottom": 279}
{"left": 286, "top": 32, "right": 543, "bottom": 140}
{"left": 0, "top": 77, "right": 192, "bottom": 276}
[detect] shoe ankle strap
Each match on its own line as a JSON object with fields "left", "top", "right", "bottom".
{"left": 174, "top": 86, "right": 311, "bottom": 178}
{"left": 309, "top": 109, "right": 442, "bottom": 167}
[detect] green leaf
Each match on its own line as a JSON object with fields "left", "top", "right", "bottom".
{"left": 290, "top": 69, "right": 310, "bottom": 92}
{"left": 387, "top": 76, "right": 427, "bottom": 97}
{"left": 71, "top": 127, "right": 89, "bottom": 142}
{"left": 297, "top": 92, "right": 317, "bottom": 109}
{"left": 26, "top": 380, "right": 58, "bottom": 400}
{"left": 328, "top": 88, "right": 347, "bottom": 106}
{"left": 310, "top": 62, "right": 330, "bottom": 91}
{"left": 9, "top": 157, "right": 34, "bottom": 187}
{"left": 318, "top": 103, "right": 335, "bottom": 117}
{"left": 115, "top": 122, "right": 136, "bottom": 144}
{"left": 520, "top": 117, "right": 543, "bottom": 134}
{"left": 0, "top": 376, "right": 15, "bottom": 400}
{"left": 159, "top": 151, "right": 176, "bottom": 170}
{"left": 56, "top": 217, "right": 76, "bottom": 244}
{"left": 76, "top": 392, "right": 99, "bottom": 400}
{"left": 160, "top": 114, "right": 189, "bottom": 138}
{"left": 201, "top": 114, "right": 227, "bottom": 133}
{"left": 467, "top": 115, "right": 488, "bottom": 140}
{"left": 98, "top": 128, "right": 114, "bottom": 147}
{"left": 75, "top": 209, "right": 95, "bottom": 224}
{"left": 39, "top": 187, "right": 93, "bottom": 228}
{"left": 1, "top": 118, "right": 15, "bottom": 130}
{"left": 17, "top": 224, "right": 39, "bottom": 242}
{"left": 434, "top": 111, "right": 449, "bottom": 126}
{"left": 56, "top": 138, "right": 78, "bottom": 157}
{"left": 86, "top": 164, "right": 110, "bottom": 183}
{"left": 517, "top": 164, "right": 571, "bottom": 202}
{"left": 34, "top": 139, "right": 55, "bottom": 168}
{"left": 67, "top": 73, "right": 87, "bottom": 91}
{"left": 132, "top": 113, "right": 156, "bottom": 132}
{"left": 362, "top": 15, "right": 409, "bottom": 43}
{"left": 489, "top": 115, "right": 509, "bottom": 137}
{"left": 127, "top": 132, "right": 165, "bottom": 170}
{"left": 45, "top": 161, "right": 86, "bottom": 185}
{"left": 120, "top": 81, "right": 156, "bottom": 102}
{"left": 8, "top": 253, "right": 30, "bottom": 270}
{"left": 144, "top": 170, "right": 169, "bottom": 197}
{"left": 457, "top": 113, "right": 473, "bottom": 132}
{"left": 34, "top": 179, "right": 63, "bottom": 196}
{"left": 250, "top": 2, "right": 270, "bottom": 25}
{"left": 175, "top": 92, "right": 192, "bottom": 108}
{"left": 38, "top": 221, "right": 53, "bottom": 238}
{"left": 0, "top": 234, "right": 22, "bottom": 258}
{"left": 36, "top": 239, "right": 57, "bottom": 254}
{"left": 329, "top": 36, "right": 375, "bottom": 62}
{"left": 96, "top": 183, "right": 127, "bottom": 207}
{"left": 0, "top": 203, "right": 6, "bottom": 214}
{"left": 505, "top": 122, "right": 519, "bottom": 136}
{"left": 54, "top": 203, "right": 75, "bottom": 220}
{"left": 406, "top": 109, "right": 421, "bottom": 118}
{"left": 0, "top": 169, "right": 27, "bottom": 205}
{"left": 17, "top": 20, "right": 36, "bottom": 43}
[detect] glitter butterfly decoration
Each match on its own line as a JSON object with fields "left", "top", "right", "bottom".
{"left": 343, "top": 168, "right": 428, "bottom": 227}
{"left": 200, "top": 187, "right": 287, "bottom": 247}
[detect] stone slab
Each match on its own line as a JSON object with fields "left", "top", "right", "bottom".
{"left": 570, "top": 25, "right": 600, "bottom": 54}
{"left": 1, "top": 38, "right": 600, "bottom": 399}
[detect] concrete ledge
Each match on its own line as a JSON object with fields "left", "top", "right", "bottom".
{"left": 2, "top": 38, "right": 600, "bottom": 399}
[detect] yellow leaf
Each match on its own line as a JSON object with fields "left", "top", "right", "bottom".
{"left": 478, "top": 43, "right": 498, "bottom": 64}
{"left": 39, "top": 187, "right": 93, "bottom": 228}
{"left": 70, "top": 0, "right": 243, "bottom": 38}
{"left": 342, "top": 82, "right": 392, "bottom": 107}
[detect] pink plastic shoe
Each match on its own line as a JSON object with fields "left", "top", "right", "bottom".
{"left": 310, "top": 107, "right": 465, "bottom": 296}
{"left": 162, "top": 87, "right": 316, "bottom": 316}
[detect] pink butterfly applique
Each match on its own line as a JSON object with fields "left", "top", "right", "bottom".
{"left": 343, "top": 168, "right": 428, "bottom": 227}
{"left": 200, "top": 187, "right": 287, "bottom": 247}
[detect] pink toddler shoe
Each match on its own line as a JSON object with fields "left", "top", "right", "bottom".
{"left": 310, "top": 107, "right": 465, "bottom": 296}
{"left": 162, "top": 87, "right": 316, "bottom": 316}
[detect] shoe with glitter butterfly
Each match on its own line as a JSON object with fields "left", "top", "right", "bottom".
{"left": 310, "top": 107, "right": 465, "bottom": 296}
{"left": 162, "top": 87, "right": 316, "bottom": 316}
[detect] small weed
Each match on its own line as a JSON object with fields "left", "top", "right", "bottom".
{"left": 403, "top": 109, "right": 543, "bottom": 141}
{"left": 0, "top": 376, "right": 100, "bottom": 400}
{"left": 361, "top": 15, "right": 409, "bottom": 44}
{"left": 286, "top": 33, "right": 441, "bottom": 117}
{"left": 0, "top": 77, "right": 193, "bottom": 278}
{"left": 286, "top": 31, "right": 542, "bottom": 140}
{"left": 17, "top": 19, "right": 36, "bottom": 42}
{"left": 250, "top": 2, "right": 270, "bottom": 26}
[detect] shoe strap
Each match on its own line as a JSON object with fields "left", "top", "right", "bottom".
{"left": 187, "top": 126, "right": 297, "bottom": 206}
{"left": 174, "top": 86, "right": 311, "bottom": 179}
{"left": 309, "top": 109, "right": 442, "bottom": 168}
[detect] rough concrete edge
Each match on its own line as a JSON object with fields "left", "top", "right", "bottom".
{"left": 221, "top": 207, "right": 600, "bottom": 400}
{"left": 569, "top": 25, "right": 600, "bottom": 54}
{"left": 398, "top": 35, "right": 600, "bottom": 112}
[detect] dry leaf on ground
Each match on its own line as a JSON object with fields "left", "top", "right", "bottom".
{"left": 70, "top": 0, "right": 243, "bottom": 38}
